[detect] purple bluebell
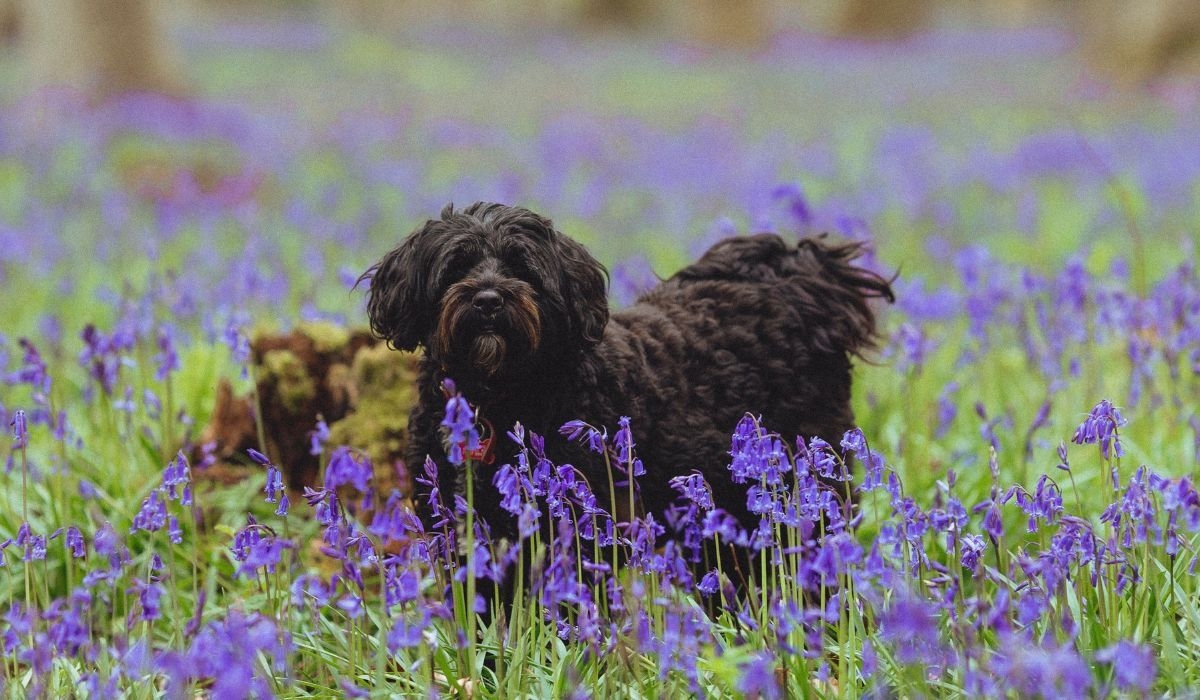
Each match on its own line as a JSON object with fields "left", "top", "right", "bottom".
{"left": 934, "top": 382, "right": 959, "bottom": 439}
{"left": 309, "top": 418, "right": 330, "bottom": 456}
{"left": 888, "top": 322, "right": 937, "bottom": 373}
{"left": 78, "top": 326, "right": 121, "bottom": 396}
{"left": 162, "top": 451, "right": 191, "bottom": 503}
{"left": 1011, "top": 474, "right": 1063, "bottom": 533}
{"left": 65, "top": 525, "right": 86, "bottom": 558}
{"left": 960, "top": 534, "right": 985, "bottom": 573}
{"left": 142, "top": 389, "right": 162, "bottom": 420}
{"left": 610, "top": 255, "right": 658, "bottom": 308}
{"left": 130, "top": 491, "right": 167, "bottom": 534}
{"left": 877, "top": 593, "right": 951, "bottom": 669}
{"left": 560, "top": 419, "right": 606, "bottom": 454}
{"left": 168, "top": 516, "right": 183, "bottom": 545}
{"left": 737, "top": 652, "right": 782, "bottom": 699}
{"left": 388, "top": 609, "right": 432, "bottom": 651}
{"left": 157, "top": 610, "right": 292, "bottom": 699}
{"left": 234, "top": 533, "right": 294, "bottom": 579}
{"left": 130, "top": 577, "right": 163, "bottom": 622}
{"left": 22, "top": 529, "right": 47, "bottom": 561}
{"left": 246, "top": 448, "right": 271, "bottom": 466}
{"left": 806, "top": 436, "right": 849, "bottom": 482}
{"left": 1071, "top": 399, "right": 1127, "bottom": 461}
{"left": 264, "top": 464, "right": 283, "bottom": 504}
{"left": 441, "top": 385, "right": 480, "bottom": 465}
{"left": 1096, "top": 640, "right": 1156, "bottom": 693}
{"left": 10, "top": 408, "right": 27, "bottom": 449}
{"left": 154, "top": 325, "right": 179, "bottom": 381}
{"left": 988, "top": 633, "right": 1093, "bottom": 697}
{"left": 324, "top": 446, "right": 372, "bottom": 494}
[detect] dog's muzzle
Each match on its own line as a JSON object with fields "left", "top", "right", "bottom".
{"left": 435, "top": 280, "right": 542, "bottom": 378}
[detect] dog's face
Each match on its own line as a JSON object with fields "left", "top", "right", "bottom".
{"left": 362, "top": 202, "right": 609, "bottom": 385}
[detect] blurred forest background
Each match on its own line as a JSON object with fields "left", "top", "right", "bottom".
{"left": 0, "top": 0, "right": 1198, "bottom": 100}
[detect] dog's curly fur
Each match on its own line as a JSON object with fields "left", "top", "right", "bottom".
{"left": 363, "top": 202, "right": 894, "bottom": 542}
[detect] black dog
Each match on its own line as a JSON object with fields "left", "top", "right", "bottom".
{"left": 362, "top": 202, "right": 893, "bottom": 545}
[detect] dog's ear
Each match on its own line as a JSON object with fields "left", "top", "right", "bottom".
{"left": 358, "top": 217, "right": 445, "bottom": 352}
{"left": 795, "top": 236, "right": 895, "bottom": 358}
{"left": 551, "top": 232, "right": 610, "bottom": 349}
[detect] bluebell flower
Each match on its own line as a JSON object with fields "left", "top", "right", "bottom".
{"left": 65, "top": 525, "right": 86, "bottom": 558}
{"left": 264, "top": 464, "right": 283, "bottom": 504}
{"left": 805, "top": 532, "right": 863, "bottom": 589}
{"left": 1022, "top": 400, "right": 1052, "bottom": 460}
{"left": 988, "top": 633, "right": 1092, "bottom": 697}
{"left": 325, "top": 446, "right": 372, "bottom": 494}
{"left": 806, "top": 436, "right": 848, "bottom": 481}
{"left": 877, "top": 593, "right": 951, "bottom": 669}
{"left": 291, "top": 573, "right": 334, "bottom": 609}
{"left": 772, "top": 181, "right": 813, "bottom": 228}
{"left": 388, "top": 609, "right": 432, "bottom": 651}
{"left": 935, "top": 382, "right": 959, "bottom": 439}
{"left": 235, "top": 534, "right": 294, "bottom": 579}
{"left": 729, "top": 416, "right": 789, "bottom": 486}
{"left": 1071, "top": 399, "right": 1127, "bottom": 460}
{"left": 1016, "top": 588, "right": 1047, "bottom": 626}
{"left": 888, "top": 322, "right": 937, "bottom": 373}
{"left": 441, "top": 384, "right": 480, "bottom": 465}
{"left": 560, "top": 419, "right": 606, "bottom": 454}
{"left": 610, "top": 255, "right": 658, "bottom": 308}
{"left": 1010, "top": 474, "right": 1063, "bottom": 533}
{"left": 1055, "top": 440, "right": 1071, "bottom": 472}
{"left": 493, "top": 462, "right": 532, "bottom": 516}
{"left": 702, "top": 508, "right": 746, "bottom": 545}
{"left": 737, "top": 652, "right": 782, "bottom": 699}
{"left": 154, "top": 325, "right": 179, "bottom": 381}
{"left": 168, "top": 516, "right": 183, "bottom": 545}
{"left": 669, "top": 472, "right": 714, "bottom": 511}
{"left": 157, "top": 610, "right": 291, "bottom": 699}
{"left": 162, "top": 451, "right": 191, "bottom": 503}
{"left": 1101, "top": 466, "right": 1160, "bottom": 550}
{"left": 1096, "top": 639, "right": 1156, "bottom": 693}
{"left": 613, "top": 416, "right": 635, "bottom": 458}
{"left": 130, "top": 491, "right": 167, "bottom": 534}
{"left": 337, "top": 593, "right": 364, "bottom": 619}
{"left": 368, "top": 490, "right": 421, "bottom": 545}
{"left": 981, "top": 501, "right": 1004, "bottom": 544}
{"left": 384, "top": 565, "right": 422, "bottom": 608}
{"left": 309, "top": 417, "right": 330, "bottom": 456}
{"left": 697, "top": 569, "right": 721, "bottom": 596}
{"left": 9, "top": 338, "right": 51, "bottom": 398}
{"left": 10, "top": 408, "right": 27, "bottom": 449}
{"left": 78, "top": 325, "right": 120, "bottom": 396}
{"left": 130, "top": 577, "right": 163, "bottom": 621}
{"left": 960, "top": 534, "right": 985, "bottom": 573}
{"left": 23, "top": 531, "right": 47, "bottom": 561}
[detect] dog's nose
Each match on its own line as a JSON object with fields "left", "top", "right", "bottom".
{"left": 472, "top": 289, "right": 503, "bottom": 316}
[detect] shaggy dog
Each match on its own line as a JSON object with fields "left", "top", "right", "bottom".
{"left": 362, "top": 202, "right": 893, "bottom": 546}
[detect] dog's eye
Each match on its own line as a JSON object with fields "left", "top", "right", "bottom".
{"left": 506, "top": 257, "right": 542, "bottom": 286}
{"left": 441, "top": 252, "right": 477, "bottom": 281}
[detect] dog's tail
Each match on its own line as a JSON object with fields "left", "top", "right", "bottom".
{"left": 674, "top": 233, "right": 895, "bottom": 357}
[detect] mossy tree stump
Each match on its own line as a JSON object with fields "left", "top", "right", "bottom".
{"left": 197, "top": 322, "right": 420, "bottom": 500}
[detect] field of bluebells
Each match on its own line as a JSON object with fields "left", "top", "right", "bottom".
{"left": 2, "top": 12, "right": 1200, "bottom": 698}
